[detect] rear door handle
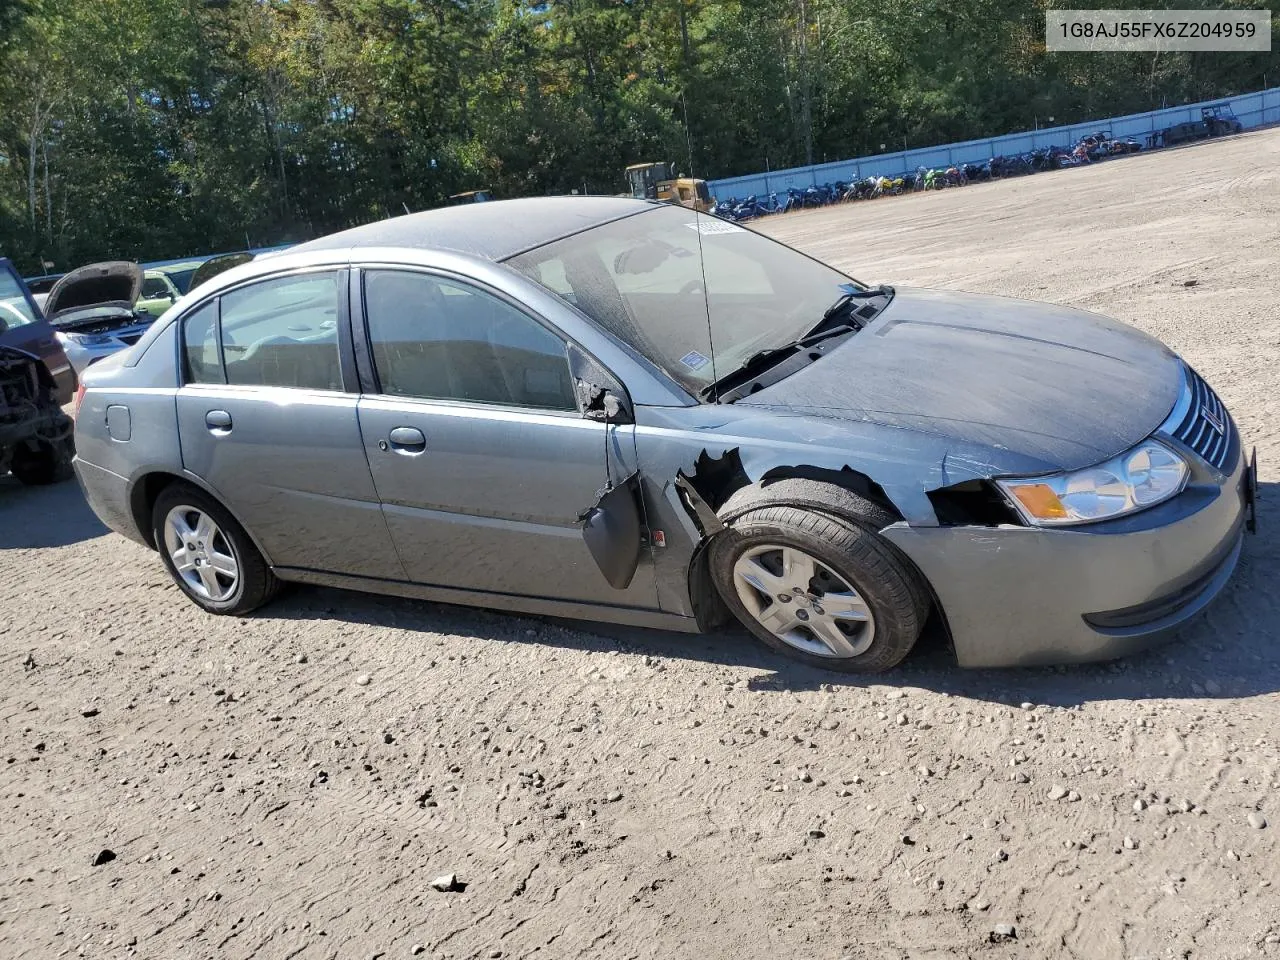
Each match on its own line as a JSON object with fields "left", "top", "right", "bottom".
{"left": 387, "top": 426, "right": 426, "bottom": 454}
{"left": 205, "top": 409, "right": 233, "bottom": 434}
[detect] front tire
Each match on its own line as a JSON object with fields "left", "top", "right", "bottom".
{"left": 709, "top": 506, "right": 929, "bottom": 673}
{"left": 151, "top": 484, "right": 280, "bottom": 614}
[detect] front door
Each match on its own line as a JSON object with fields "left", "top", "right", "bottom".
{"left": 174, "top": 271, "right": 403, "bottom": 580}
{"left": 355, "top": 267, "right": 657, "bottom": 607}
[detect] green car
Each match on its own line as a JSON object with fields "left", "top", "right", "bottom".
{"left": 154, "top": 259, "right": 206, "bottom": 295}
{"left": 136, "top": 270, "right": 182, "bottom": 318}
{"left": 136, "top": 260, "right": 209, "bottom": 317}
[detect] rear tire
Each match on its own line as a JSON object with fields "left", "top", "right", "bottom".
{"left": 151, "top": 484, "right": 280, "bottom": 615}
{"left": 709, "top": 505, "right": 929, "bottom": 673}
{"left": 11, "top": 438, "right": 74, "bottom": 486}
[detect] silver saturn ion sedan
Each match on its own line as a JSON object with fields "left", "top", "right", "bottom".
{"left": 73, "top": 198, "right": 1258, "bottom": 672}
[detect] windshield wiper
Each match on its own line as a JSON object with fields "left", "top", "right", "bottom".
{"left": 743, "top": 323, "right": 856, "bottom": 369}
{"left": 697, "top": 285, "right": 893, "bottom": 402}
{"left": 816, "top": 283, "right": 894, "bottom": 331}
{"left": 699, "top": 324, "right": 856, "bottom": 401}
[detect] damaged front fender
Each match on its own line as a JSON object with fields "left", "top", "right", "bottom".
{"left": 632, "top": 403, "right": 1047, "bottom": 621}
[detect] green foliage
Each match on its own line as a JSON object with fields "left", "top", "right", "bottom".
{"left": 0, "top": 0, "right": 1275, "bottom": 272}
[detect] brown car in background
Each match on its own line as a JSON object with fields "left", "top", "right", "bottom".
{"left": 0, "top": 256, "right": 76, "bottom": 404}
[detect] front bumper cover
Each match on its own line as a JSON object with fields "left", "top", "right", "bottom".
{"left": 883, "top": 446, "right": 1251, "bottom": 668}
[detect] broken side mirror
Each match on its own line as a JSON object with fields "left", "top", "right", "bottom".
{"left": 580, "top": 383, "right": 633, "bottom": 425}
{"left": 574, "top": 371, "right": 642, "bottom": 590}
{"left": 580, "top": 475, "right": 642, "bottom": 590}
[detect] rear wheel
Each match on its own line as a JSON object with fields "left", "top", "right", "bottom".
{"left": 11, "top": 438, "right": 74, "bottom": 486}
{"left": 151, "top": 484, "right": 280, "bottom": 614}
{"left": 709, "top": 505, "right": 929, "bottom": 673}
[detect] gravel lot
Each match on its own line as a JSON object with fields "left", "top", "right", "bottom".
{"left": 2, "top": 129, "right": 1278, "bottom": 960}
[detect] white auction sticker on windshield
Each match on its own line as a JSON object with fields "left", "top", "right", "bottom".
{"left": 679, "top": 350, "right": 712, "bottom": 370}
{"left": 685, "top": 219, "right": 742, "bottom": 236}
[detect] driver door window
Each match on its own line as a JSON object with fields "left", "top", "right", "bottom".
{"left": 363, "top": 270, "right": 577, "bottom": 411}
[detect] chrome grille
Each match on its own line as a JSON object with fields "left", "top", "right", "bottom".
{"left": 1161, "top": 367, "right": 1236, "bottom": 472}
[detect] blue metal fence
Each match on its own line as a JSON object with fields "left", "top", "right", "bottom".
{"left": 707, "top": 86, "right": 1280, "bottom": 200}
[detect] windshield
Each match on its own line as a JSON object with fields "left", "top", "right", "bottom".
{"left": 507, "top": 205, "right": 859, "bottom": 396}
{"left": 0, "top": 268, "right": 39, "bottom": 329}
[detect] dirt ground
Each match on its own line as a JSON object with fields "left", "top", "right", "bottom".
{"left": 3, "top": 129, "right": 1279, "bottom": 960}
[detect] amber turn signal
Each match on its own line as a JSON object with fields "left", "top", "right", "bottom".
{"left": 1009, "top": 483, "right": 1069, "bottom": 520}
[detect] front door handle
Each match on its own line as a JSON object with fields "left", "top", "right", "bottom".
{"left": 205, "top": 409, "right": 233, "bottom": 435}
{"left": 387, "top": 426, "right": 426, "bottom": 454}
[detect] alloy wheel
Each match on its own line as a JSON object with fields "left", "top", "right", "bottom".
{"left": 163, "top": 505, "right": 239, "bottom": 603}
{"left": 732, "top": 543, "right": 875, "bottom": 658}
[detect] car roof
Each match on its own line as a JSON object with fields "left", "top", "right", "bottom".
{"left": 289, "top": 196, "right": 654, "bottom": 262}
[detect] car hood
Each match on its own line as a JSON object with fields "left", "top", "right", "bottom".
{"left": 43, "top": 261, "right": 142, "bottom": 321}
{"left": 737, "top": 287, "right": 1182, "bottom": 473}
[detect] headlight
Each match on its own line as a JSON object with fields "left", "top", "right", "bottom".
{"left": 996, "top": 440, "right": 1188, "bottom": 526}
{"left": 64, "top": 332, "right": 116, "bottom": 346}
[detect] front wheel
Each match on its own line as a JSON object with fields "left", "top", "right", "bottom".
{"left": 708, "top": 506, "right": 929, "bottom": 673}
{"left": 151, "top": 484, "right": 280, "bottom": 614}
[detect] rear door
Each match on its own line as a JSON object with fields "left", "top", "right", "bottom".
{"left": 354, "top": 267, "right": 657, "bottom": 607}
{"left": 0, "top": 258, "right": 75, "bottom": 401}
{"left": 174, "top": 269, "right": 403, "bottom": 580}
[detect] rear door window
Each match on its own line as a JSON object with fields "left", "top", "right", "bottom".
{"left": 219, "top": 273, "right": 342, "bottom": 390}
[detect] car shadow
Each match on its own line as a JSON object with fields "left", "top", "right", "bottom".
{"left": 272, "top": 481, "right": 1278, "bottom": 709}
{"left": 0, "top": 475, "right": 108, "bottom": 548}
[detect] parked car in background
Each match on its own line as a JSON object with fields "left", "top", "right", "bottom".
{"left": 187, "top": 253, "right": 254, "bottom": 292}
{"left": 73, "top": 198, "right": 1256, "bottom": 673}
{"left": 144, "top": 259, "right": 208, "bottom": 296}
{"left": 1106, "top": 136, "right": 1143, "bottom": 154}
{"left": 136, "top": 270, "right": 183, "bottom": 318}
{"left": 1149, "top": 105, "right": 1245, "bottom": 148}
{"left": 23, "top": 273, "right": 63, "bottom": 312}
{"left": 0, "top": 258, "right": 75, "bottom": 404}
{"left": 45, "top": 261, "right": 156, "bottom": 377}
{"left": 1, "top": 344, "right": 74, "bottom": 485}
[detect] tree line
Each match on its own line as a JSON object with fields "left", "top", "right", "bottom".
{"left": 0, "top": 0, "right": 1275, "bottom": 274}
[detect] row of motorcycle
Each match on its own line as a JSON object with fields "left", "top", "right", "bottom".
{"left": 711, "top": 132, "right": 1144, "bottom": 222}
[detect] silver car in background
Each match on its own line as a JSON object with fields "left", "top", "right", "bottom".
{"left": 46, "top": 262, "right": 157, "bottom": 377}
{"left": 72, "top": 198, "right": 1257, "bottom": 671}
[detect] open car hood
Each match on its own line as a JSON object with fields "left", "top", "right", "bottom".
{"left": 43, "top": 261, "right": 143, "bottom": 322}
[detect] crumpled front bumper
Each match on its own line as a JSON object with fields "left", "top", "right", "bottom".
{"left": 883, "top": 446, "right": 1251, "bottom": 668}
